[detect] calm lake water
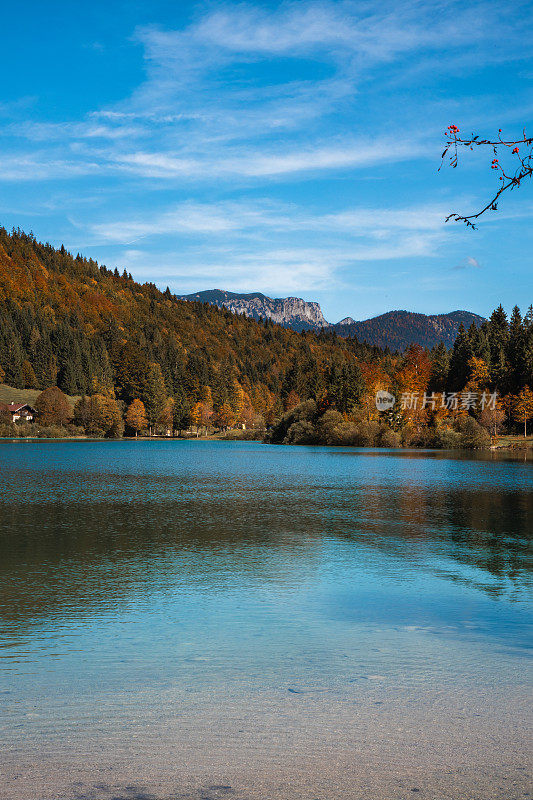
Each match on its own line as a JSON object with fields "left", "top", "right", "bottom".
{"left": 0, "top": 441, "right": 531, "bottom": 800}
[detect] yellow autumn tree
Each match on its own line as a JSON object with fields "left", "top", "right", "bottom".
{"left": 215, "top": 402, "right": 235, "bottom": 430}
{"left": 465, "top": 356, "right": 490, "bottom": 391}
{"left": 126, "top": 399, "right": 147, "bottom": 437}
{"left": 359, "top": 363, "right": 392, "bottom": 422}
{"left": 512, "top": 386, "right": 533, "bottom": 437}
{"left": 230, "top": 379, "right": 246, "bottom": 424}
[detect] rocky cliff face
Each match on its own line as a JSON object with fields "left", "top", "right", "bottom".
{"left": 179, "top": 289, "right": 484, "bottom": 350}
{"left": 179, "top": 289, "right": 328, "bottom": 331}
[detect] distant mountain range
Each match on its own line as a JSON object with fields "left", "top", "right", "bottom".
{"left": 178, "top": 289, "right": 485, "bottom": 351}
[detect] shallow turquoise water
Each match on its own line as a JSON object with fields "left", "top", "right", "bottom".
{"left": 0, "top": 441, "right": 531, "bottom": 798}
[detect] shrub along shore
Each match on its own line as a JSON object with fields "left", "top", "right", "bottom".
{"left": 266, "top": 400, "right": 494, "bottom": 449}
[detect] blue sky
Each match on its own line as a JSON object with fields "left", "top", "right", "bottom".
{"left": 1, "top": 0, "right": 532, "bottom": 322}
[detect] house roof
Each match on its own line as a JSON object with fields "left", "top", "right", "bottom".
{"left": 1, "top": 402, "right": 37, "bottom": 413}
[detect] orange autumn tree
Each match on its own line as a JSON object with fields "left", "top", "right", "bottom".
{"left": 464, "top": 356, "right": 490, "bottom": 393}
{"left": 360, "top": 363, "right": 392, "bottom": 422}
{"left": 190, "top": 402, "right": 203, "bottom": 436}
{"left": 215, "top": 402, "right": 235, "bottom": 430}
{"left": 35, "top": 386, "right": 71, "bottom": 426}
{"left": 126, "top": 399, "right": 147, "bottom": 437}
{"left": 395, "top": 345, "right": 432, "bottom": 429}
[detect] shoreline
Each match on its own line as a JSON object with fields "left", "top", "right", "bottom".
{"left": 1, "top": 434, "right": 532, "bottom": 457}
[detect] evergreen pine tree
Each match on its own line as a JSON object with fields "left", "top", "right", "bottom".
{"left": 507, "top": 305, "right": 526, "bottom": 393}
{"left": 429, "top": 342, "right": 449, "bottom": 392}
{"left": 488, "top": 305, "right": 509, "bottom": 390}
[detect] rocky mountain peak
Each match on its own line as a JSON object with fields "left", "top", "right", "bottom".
{"left": 178, "top": 289, "right": 328, "bottom": 331}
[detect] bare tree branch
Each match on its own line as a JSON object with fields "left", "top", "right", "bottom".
{"left": 440, "top": 125, "right": 533, "bottom": 228}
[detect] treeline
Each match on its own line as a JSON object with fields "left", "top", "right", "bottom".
{"left": 269, "top": 307, "right": 533, "bottom": 447}
{"left": 435, "top": 305, "right": 533, "bottom": 396}
{"left": 0, "top": 227, "right": 532, "bottom": 445}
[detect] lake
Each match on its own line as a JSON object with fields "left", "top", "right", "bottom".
{"left": 0, "top": 440, "right": 531, "bottom": 800}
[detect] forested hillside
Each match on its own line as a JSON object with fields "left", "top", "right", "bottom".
{"left": 0, "top": 227, "right": 531, "bottom": 446}
{"left": 0, "top": 228, "right": 381, "bottom": 432}
{"left": 332, "top": 310, "right": 485, "bottom": 350}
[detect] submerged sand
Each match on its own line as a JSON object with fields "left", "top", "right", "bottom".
{"left": 1, "top": 682, "right": 531, "bottom": 800}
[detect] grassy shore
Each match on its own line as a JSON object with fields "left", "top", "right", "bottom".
{"left": 492, "top": 434, "right": 533, "bottom": 450}
{"left": 0, "top": 383, "right": 79, "bottom": 412}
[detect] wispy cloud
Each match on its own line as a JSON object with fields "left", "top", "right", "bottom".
{"left": 110, "top": 232, "right": 448, "bottom": 296}
{"left": 0, "top": 153, "right": 102, "bottom": 181}
{"left": 86, "top": 197, "right": 451, "bottom": 296}
{"left": 91, "top": 198, "right": 451, "bottom": 242}
{"left": 4, "top": 1, "right": 525, "bottom": 186}
{"left": 107, "top": 137, "right": 424, "bottom": 180}
{"left": 453, "top": 256, "right": 482, "bottom": 270}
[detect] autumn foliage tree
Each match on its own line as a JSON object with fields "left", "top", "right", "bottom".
{"left": 125, "top": 399, "right": 147, "bottom": 436}
{"left": 512, "top": 386, "right": 533, "bottom": 437}
{"left": 74, "top": 393, "right": 123, "bottom": 437}
{"left": 215, "top": 402, "right": 235, "bottom": 430}
{"left": 190, "top": 402, "right": 203, "bottom": 436}
{"left": 359, "top": 363, "right": 391, "bottom": 422}
{"left": 35, "top": 386, "right": 71, "bottom": 426}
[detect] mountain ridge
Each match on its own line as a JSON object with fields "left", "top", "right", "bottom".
{"left": 178, "top": 289, "right": 485, "bottom": 350}
{"left": 180, "top": 289, "right": 328, "bottom": 330}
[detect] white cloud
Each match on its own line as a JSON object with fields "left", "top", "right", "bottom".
{"left": 2, "top": 0, "right": 528, "bottom": 188}
{"left": 453, "top": 255, "right": 482, "bottom": 270}
{"left": 87, "top": 198, "right": 451, "bottom": 297}
{"left": 0, "top": 154, "right": 101, "bottom": 181}
{"left": 111, "top": 231, "right": 446, "bottom": 296}
{"left": 108, "top": 138, "right": 423, "bottom": 179}
{"left": 90, "top": 199, "right": 450, "bottom": 243}
{"left": 115, "top": 244, "right": 337, "bottom": 295}
{"left": 7, "top": 120, "right": 144, "bottom": 142}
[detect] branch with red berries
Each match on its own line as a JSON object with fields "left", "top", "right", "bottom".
{"left": 440, "top": 125, "right": 533, "bottom": 228}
